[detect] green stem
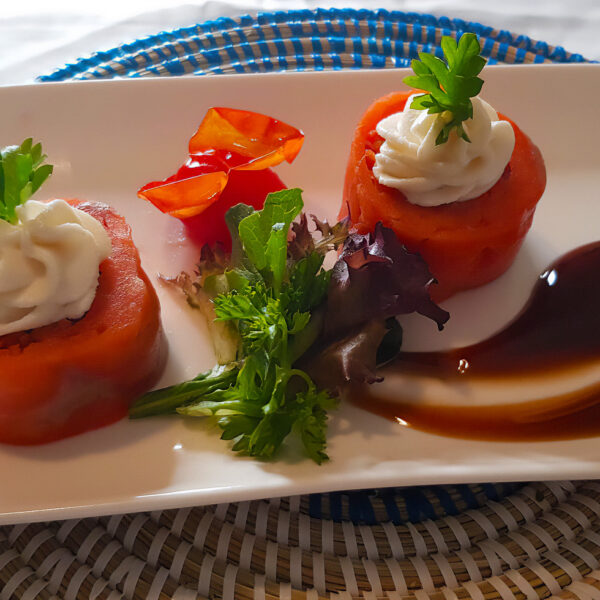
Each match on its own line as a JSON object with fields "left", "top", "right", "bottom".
{"left": 286, "top": 368, "right": 316, "bottom": 391}
{"left": 129, "top": 365, "right": 239, "bottom": 418}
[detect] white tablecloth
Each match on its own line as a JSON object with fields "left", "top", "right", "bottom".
{"left": 0, "top": 0, "right": 597, "bottom": 85}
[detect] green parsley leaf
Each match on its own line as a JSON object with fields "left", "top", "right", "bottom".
{"left": 402, "top": 33, "right": 486, "bottom": 145}
{"left": 284, "top": 252, "right": 331, "bottom": 315}
{"left": 0, "top": 139, "right": 53, "bottom": 224}
{"left": 288, "top": 311, "right": 311, "bottom": 335}
{"left": 292, "top": 387, "right": 339, "bottom": 465}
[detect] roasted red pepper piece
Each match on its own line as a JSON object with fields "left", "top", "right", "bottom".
{"left": 138, "top": 107, "right": 304, "bottom": 220}
{"left": 182, "top": 168, "right": 286, "bottom": 249}
{"left": 188, "top": 107, "right": 304, "bottom": 170}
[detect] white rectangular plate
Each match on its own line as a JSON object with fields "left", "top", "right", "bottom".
{"left": 1, "top": 64, "right": 599, "bottom": 525}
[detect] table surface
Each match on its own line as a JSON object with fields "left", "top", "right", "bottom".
{"left": 1, "top": 0, "right": 598, "bottom": 86}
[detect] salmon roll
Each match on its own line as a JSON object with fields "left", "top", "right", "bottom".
{"left": 341, "top": 34, "right": 546, "bottom": 301}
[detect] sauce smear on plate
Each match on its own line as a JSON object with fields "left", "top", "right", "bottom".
{"left": 349, "top": 242, "right": 600, "bottom": 441}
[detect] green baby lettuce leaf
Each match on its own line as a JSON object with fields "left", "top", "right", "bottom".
{"left": 225, "top": 203, "right": 256, "bottom": 271}
{"left": 237, "top": 188, "right": 303, "bottom": 294}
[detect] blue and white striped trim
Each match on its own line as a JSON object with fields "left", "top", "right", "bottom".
{"left": 38, "top": 8, "right": 588, "bottom": 82}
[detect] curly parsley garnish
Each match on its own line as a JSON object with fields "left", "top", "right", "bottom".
{"left": 0, "top": 139, "right": 53, "bottom": 224}
{"left": 403, "top": 33, "right": 486, "bottom": 145}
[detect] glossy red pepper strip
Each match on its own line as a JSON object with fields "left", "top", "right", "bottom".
{"left": 138, "top": 107, "right": 304, "bottom": 219}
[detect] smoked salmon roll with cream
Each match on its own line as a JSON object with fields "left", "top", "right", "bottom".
{"left": 341, "top": 34, "right": 546, "bottom": 301}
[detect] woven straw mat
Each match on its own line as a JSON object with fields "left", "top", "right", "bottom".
{"left": 3, "top": 481, "right": 600, "bottom": 598}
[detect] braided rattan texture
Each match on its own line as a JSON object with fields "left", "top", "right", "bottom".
{"left": 3, "top": 481, "right": 600, "bottom": 598}
{"left": 38, "top": 8, "right": 587, "bottom": 82}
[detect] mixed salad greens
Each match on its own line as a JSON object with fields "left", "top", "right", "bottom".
{"left": 131, "top": 189, "right": 449, "bottom": 463}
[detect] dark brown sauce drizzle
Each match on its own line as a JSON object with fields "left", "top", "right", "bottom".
{"left": 350, "top": 242, "right": 600, "bottom": 441}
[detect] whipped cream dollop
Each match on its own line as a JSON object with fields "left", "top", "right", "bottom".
{"left": 0, "top": 199, "right": 112, "bottom": 336}
{"left": 372, "top": 94, "right": 516, "bottom": 206}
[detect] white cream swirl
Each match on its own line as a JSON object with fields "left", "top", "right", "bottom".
{"left": 0, "top": 199, "right": 112, "bottom": 336}
{"left": 372, "top": 94, "right": 515, "bottom": 206}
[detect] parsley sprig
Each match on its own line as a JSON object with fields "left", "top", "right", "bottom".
{"left": 0, "top": 139, "right": 53, "bottom": 224}
{"left": 403, "top": 33, "right": 486, "bottom": 145}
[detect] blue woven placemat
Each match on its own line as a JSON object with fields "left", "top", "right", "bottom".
{"left": 38, "top": 7, "right": 587, "bottom": 82}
